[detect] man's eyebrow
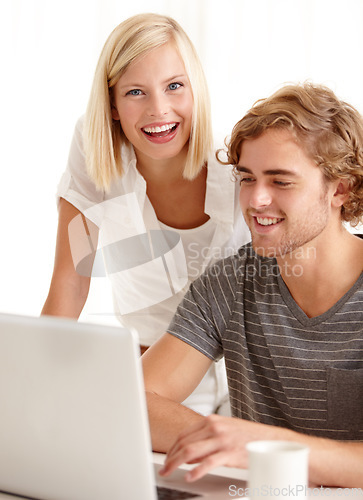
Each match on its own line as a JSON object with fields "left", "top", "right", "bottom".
{"left": 235, "top": 166, "right": 252, "bottom": 174}
{"left": 236, "top": 166, "right": 299, "bottom": 176}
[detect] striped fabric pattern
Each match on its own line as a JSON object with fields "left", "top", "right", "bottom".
{"left": 168, "top": 243, "right": 363, "bottom": 441}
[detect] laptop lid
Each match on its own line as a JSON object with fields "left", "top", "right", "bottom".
{"left": 0, "top": 313, "right": 157, "bottom": 500}
{"left": 0, "top": 313, "right": 247, "bottom": 500}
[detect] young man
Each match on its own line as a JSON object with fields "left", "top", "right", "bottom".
{"left": 142, "top": 83, "right": 363, "bottom": 488}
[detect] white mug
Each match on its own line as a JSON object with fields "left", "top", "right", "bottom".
{"left": 246, "top": 440, "right": 309, "bottom": 500}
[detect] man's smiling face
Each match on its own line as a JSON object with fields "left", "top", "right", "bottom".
{"left": 237, "top": 128, "right": 335, "bottom": 258}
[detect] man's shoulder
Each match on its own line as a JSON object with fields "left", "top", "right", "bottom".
{"left": 203, "top": 242, "right": 276, "bottom": 285}
{"left": 207, "top": 241, "right": 253, "bottom": 269}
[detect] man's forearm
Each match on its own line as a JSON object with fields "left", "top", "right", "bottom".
{"left": 304, "top": 435, "right": 363, "bottom": 488}
{"left": 146, "top": 391, "right": 204, "bottom": 453}
{"left": 159, "top": 414, "right": 363, "bottom": 488}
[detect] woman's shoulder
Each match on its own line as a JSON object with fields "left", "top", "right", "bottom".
{"left": 206, "top": 141, "right": 236, "bottom": 194}
{"left": 120, "top": 141, "right": 137, "bottom": 169}
{"left": 207, "top": 133, "right": 234, "bottom": 171}
{"left": 72, "top": 114, "right": 85, "bottom": 138}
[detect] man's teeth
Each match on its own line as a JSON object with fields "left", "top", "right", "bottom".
{"left": 143, "top": 123, "right": 176, "bottom": 133}
{"left": 256, "top": 217, "right": 282, "bottom": 226}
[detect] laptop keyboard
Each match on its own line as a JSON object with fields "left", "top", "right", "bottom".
{"left": 156, "top": 485, "right": 202, "bottom": 499}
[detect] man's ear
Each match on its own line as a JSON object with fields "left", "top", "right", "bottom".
{"left": 331, "top": 179, "right": 350, "bottom": 208}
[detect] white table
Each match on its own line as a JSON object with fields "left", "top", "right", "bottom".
{"left": 0, "top": 453, "right": 361, "bottom": 499}
{"left": 153, "top": 452, "right": 363, "bottom": 500}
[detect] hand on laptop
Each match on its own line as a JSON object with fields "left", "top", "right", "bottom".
{"left": 159, "top": 414, "right": 363, "bottom": 488}
{"left": 159, "top": 414, "right": 291, "bottom": 481}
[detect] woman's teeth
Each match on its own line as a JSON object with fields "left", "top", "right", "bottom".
{"left": 257, "top": 217, "right": 283, "bottom": 226}
{"left": 143, "top": 123, "right": 176, "bottom": 134}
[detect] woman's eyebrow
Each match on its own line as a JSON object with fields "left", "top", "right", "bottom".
{"left": 162, "top": 73, "right": 188, "bottom": 83}
{"left": 116, "top": 82, "right": 144, "bottom": 90}
{"left": 117, "top": 74, "right": 188, "bottom": 90}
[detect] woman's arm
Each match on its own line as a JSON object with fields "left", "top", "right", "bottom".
{"left": 41, "top": 198, "right": 98, "bottom": 318}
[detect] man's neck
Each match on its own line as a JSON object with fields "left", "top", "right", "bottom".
{"left": 276, "top": 224, "right": 363, "bottom": 318}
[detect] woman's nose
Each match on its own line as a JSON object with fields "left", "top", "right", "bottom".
{"left": 147, "top": 92, "right": 169, "bottom": 117}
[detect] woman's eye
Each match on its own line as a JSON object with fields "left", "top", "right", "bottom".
{"left": 168, "top": 82, "right": 182, "bottom": 91}
{"left": 127, "top": 89, "right": 143, "bottom": 96}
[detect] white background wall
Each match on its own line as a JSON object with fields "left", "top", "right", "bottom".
{"left": 1, "top": 0, "right": 362, "bottom": 322}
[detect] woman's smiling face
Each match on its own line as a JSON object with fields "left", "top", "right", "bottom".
{"left": 111, "top": 42, "right": 193, "bottom": 165}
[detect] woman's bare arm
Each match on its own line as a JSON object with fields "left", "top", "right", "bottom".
{"left": 41, "top": 198, "right": 98, "bottom": 318}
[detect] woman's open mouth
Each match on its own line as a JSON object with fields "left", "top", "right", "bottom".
{"left": 142, "top": 122, "right": 179, "bottom": 139}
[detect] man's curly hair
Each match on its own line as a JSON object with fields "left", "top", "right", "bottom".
{"left": 219, "top": 82, "right": 363, "bottom": 226}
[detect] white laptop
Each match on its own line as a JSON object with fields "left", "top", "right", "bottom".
{"left": 0, "top": 313, "right": 246, "bottom": 500}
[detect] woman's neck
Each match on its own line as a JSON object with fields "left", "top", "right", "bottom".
{"left": 135, "top": 144, "right": 189, "bottom": 185}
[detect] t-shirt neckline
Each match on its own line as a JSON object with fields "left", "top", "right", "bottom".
{"left": 276, "top": 270, "right": 363, "bottom": 327}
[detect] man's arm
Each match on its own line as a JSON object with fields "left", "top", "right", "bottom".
{"left": 159, "top": 414, "right": 363, "bottom": 488}
{"left": 142, "top": 333, "right": 213, "bottom": 452}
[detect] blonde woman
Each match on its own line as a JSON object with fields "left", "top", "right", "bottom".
{"left": 42, "top": 13, "right": 250, "bottom": 416}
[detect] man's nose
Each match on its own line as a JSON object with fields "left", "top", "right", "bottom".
{"left": 248, "top": 183, "right": 273, "bottom": 209}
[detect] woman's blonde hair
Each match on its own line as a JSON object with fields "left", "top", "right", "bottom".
{"left": 220, "top": 82, "right": 363, "bottom": 226}
{"left": 84, "top": 13, "right": 212, "bottom": 191}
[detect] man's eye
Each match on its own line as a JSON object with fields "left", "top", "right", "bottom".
{"left": 127, "top": 89, "right": 142, "bottom": 96}
{"left": 274, "top": 181, "right": 292, "bottom": 187}
{"left": 168, "top": 82, "right": 182, "bottom": 90}
{"left": 240, "top": 177, "right": 254, "bottom": 184}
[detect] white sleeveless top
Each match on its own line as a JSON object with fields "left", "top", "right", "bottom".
{"left": 158, "top": 218, "right": 216, "bottom": 281}
{"left": 57, "top": 117, "right": 250, "bottom": 345}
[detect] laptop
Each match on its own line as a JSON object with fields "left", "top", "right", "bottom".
{"left": 0, "top": 313, "right": 246, "bottom": 500}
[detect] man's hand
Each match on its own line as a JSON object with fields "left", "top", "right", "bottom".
{"left": 159, "top": 414, "right": 291, "bottom": 482}
{"left": 159, "top": 414, "right": 363, "bottom": 489}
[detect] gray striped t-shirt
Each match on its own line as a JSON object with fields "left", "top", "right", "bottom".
{"left": 168, "top": 243, "right": 363, "bottom": 441}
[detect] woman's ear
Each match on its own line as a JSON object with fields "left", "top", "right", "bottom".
{"left": 110, "top": 89, "right": 120, "bottom": 120}
{"left": 331, "top": 179, "right": 350, "bottom": 208}
{"left": 111, "top": 106, "right": 120, "bottom": 121}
